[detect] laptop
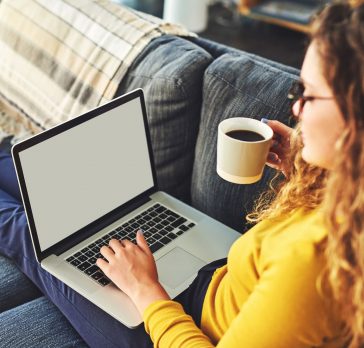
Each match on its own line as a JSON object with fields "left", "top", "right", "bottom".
{"left": 12, "top": 89, "right": 241, "bottom": 328}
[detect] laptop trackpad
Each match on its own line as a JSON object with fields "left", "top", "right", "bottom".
{"left": 157, "top": 247, "right": 206, "bottom": 289}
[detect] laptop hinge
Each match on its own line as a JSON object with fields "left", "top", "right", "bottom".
{"left": 52, "top": 195, "right": 152, "bottom": 257}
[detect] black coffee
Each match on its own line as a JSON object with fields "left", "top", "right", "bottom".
{"left": 226, "top": 130, "right": 265, "bottom": 142}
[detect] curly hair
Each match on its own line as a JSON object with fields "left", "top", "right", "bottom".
{"left": 246, "top": 123, "right": 327, "bottom": 223}
{"left": 247, "top": 1, "right": 364, "bottom": 346}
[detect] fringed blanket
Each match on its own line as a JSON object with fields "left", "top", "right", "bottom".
{"left": 0, "top": 0, "right": 193, "bottom": 142}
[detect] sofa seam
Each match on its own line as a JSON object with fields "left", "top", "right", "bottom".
{"left": 203, "top": 52, "right": 298, "bottom": 107}
{"left": 224, "top": 52, "right": 300, "bottom": 78}
{"left": 204, "top": 71, "right": 287, "bottom": 112}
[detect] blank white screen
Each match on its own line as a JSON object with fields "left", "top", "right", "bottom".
{"left": 19, "top": 97, "right": 154, "bottom": 251}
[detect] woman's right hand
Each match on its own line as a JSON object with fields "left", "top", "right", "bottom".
{"left": 262, "top": 119, "right": 293, "bottom": 177}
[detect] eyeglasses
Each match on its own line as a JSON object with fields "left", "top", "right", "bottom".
{"left": 287, "top": 80, "right": 334, "bottom": 116}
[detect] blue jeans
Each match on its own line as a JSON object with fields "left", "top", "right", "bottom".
{"left": 0, "top": 150, "right": 225, "bottom": 347}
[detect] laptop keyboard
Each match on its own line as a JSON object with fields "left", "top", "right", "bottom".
{"left": 65, "top": 203, "right": 196, "bottom": 286}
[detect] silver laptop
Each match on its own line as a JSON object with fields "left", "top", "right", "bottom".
{"left": 12, "top": 89, "right": 240, "bottom": 328}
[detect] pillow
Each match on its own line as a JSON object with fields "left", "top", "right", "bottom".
{"left": 191, "top": 52, "right": 299, "bottom": 232}
{"left": 117, "top": 35, "right": 213, "bottom": 203}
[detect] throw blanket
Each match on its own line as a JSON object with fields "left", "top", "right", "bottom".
{"left": 0, "top": 0, "right": 193, "bottom": 141}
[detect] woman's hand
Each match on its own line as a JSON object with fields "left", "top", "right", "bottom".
{"left": 262, "top": 119, "right": 293, "bottom": 177}
{"left": 96, "top": 230, "right": 170, "bottom": 315}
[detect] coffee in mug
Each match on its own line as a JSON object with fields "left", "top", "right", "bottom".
{"left": 217, "top": 117, "right": 273, "bottom": 184}
{"left": 225, "top": 130, "right": 265, "bottom": 142}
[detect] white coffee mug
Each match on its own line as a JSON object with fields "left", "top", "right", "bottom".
{"left": 163, "top": 0, "right": 208, "bottom": 33}
{"left": 217, "top": 117, "right": 273, "bottom": 184}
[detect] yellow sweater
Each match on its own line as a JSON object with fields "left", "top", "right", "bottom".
{"left": 143, "top": 209, "right": 345, "bottom": 347}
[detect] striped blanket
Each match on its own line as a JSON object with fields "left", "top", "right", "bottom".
{"left": 0, "top": 0, "right": 193, "bottom": 141}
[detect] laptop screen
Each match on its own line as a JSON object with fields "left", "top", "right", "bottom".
{"left": 18, "top": 96, "right": 154, "bottom": 252}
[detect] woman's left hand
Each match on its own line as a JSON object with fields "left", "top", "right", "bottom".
{"left": 96, "top": 230, "right": 170, "bottom": 314}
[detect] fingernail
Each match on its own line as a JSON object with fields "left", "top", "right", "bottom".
{"left": 268, "top": 153, "right": 279, "bottom": 163}
{"left": 261, "top": 118, "right": 269, "bottom": 124}
{"left": 138, "top": 229, "right": 144, "bottom": 235}
{"left": 268, "top": 153, "right": 275, "bottom": 161}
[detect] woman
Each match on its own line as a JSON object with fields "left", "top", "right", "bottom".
{"left": 0, "top": 0, "right": 362, "bottom": 346}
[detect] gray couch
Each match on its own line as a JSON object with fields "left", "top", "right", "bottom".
{"left": 1, "top": 28, "right": 300, "bottom": 339}
{"left": 116, "top": 34, "right": 299, "bottom": 233}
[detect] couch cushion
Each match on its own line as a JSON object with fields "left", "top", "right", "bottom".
{"left": 191, "top": 52, "right": 299, "bottom": 233}
{"left": 117, "top": 35, "right": 213, "bottom": 203}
